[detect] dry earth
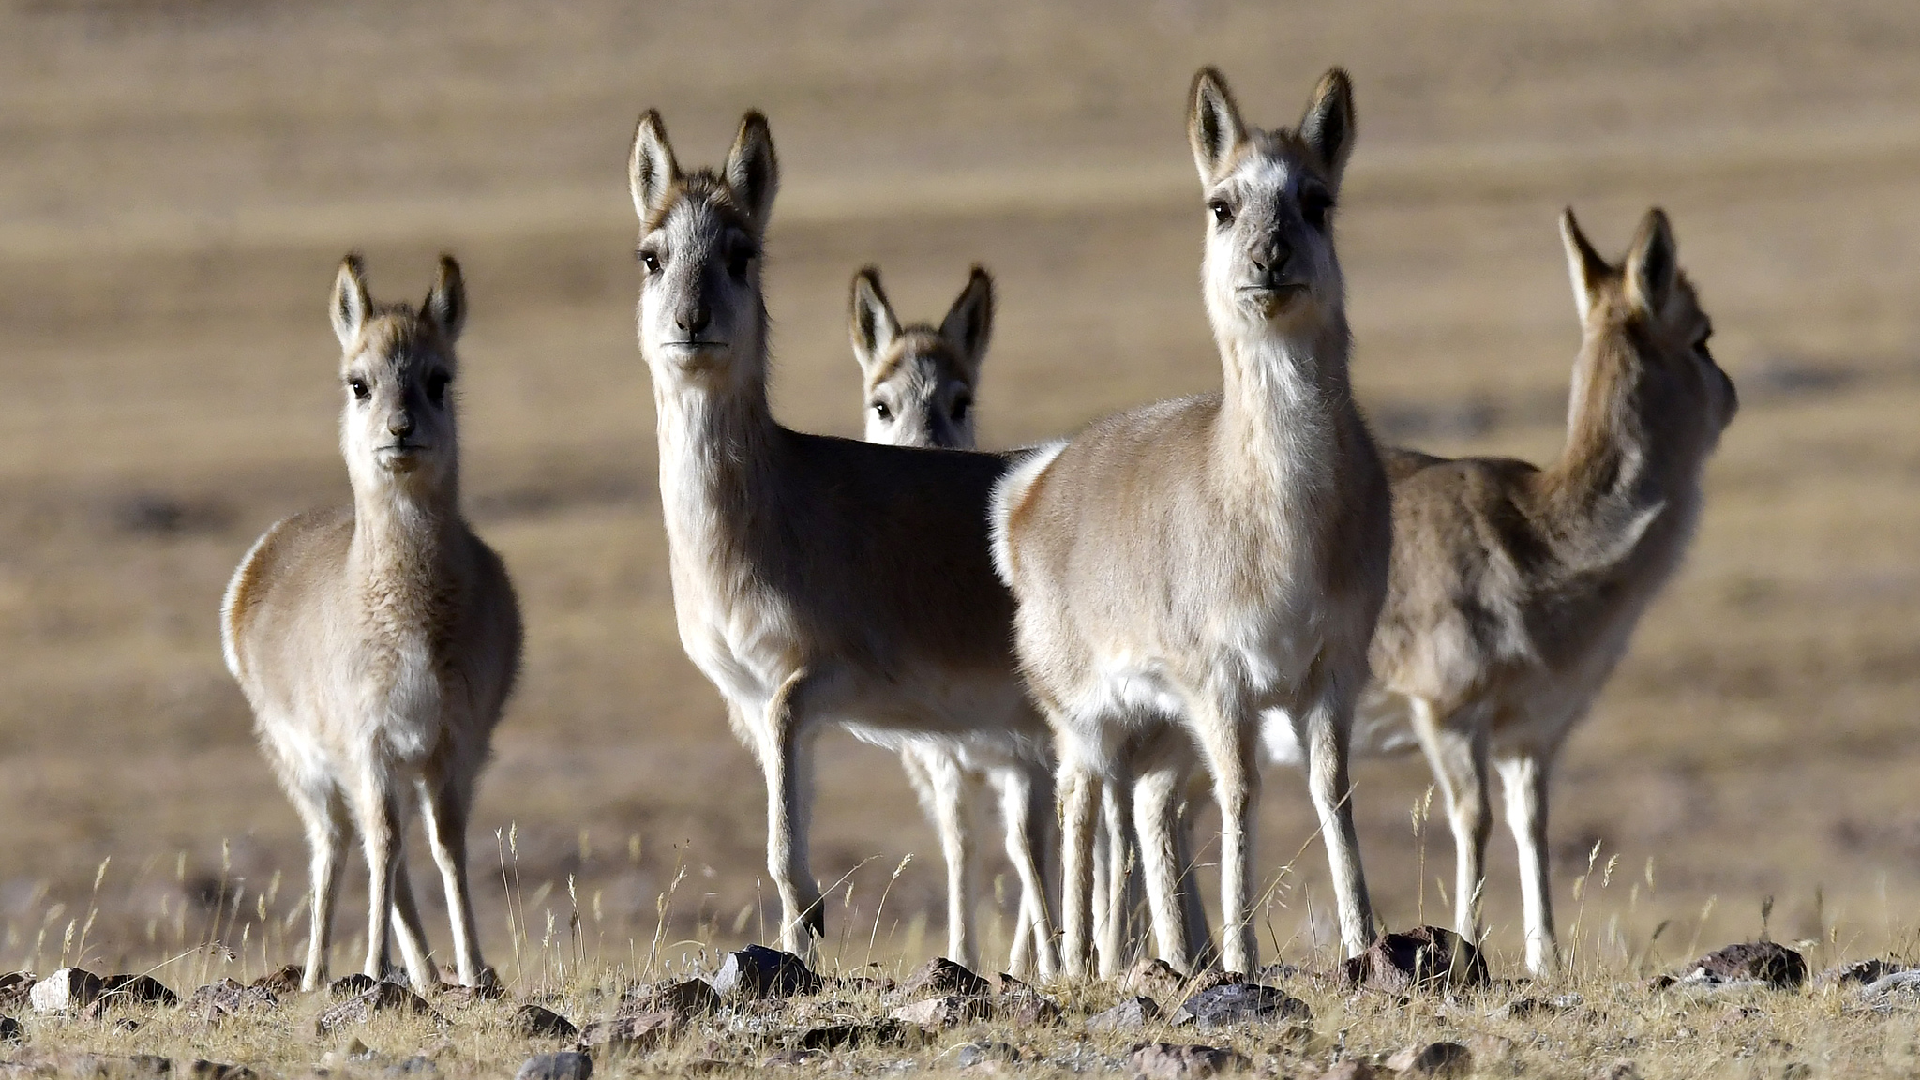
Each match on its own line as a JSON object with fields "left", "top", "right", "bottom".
{"left": 4, "top": 5, "right": 1920, "bottom": 1072}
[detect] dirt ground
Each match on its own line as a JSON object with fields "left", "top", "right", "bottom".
{"left": 3, "top": 0, "right": 1920, "bottom": 992}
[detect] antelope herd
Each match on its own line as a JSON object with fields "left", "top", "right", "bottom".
{"left": 221, "top": 66, "right": 1736, "bottom": 988}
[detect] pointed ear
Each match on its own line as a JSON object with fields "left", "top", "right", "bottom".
{"left": 725, "top": 111, "right": 779, "bottom": 231}
{"left": 1298, "top": 67, "right": 1357, "bottom": 188}
{"left": 1559, "top": 207, "right": 1609, "bottom": 325}
{"left": 423, "top": 254, "right": 465, "bottom": 343}
{"left": 330, "top": 252, "right": 371, "bottom": 352}
{"left": 1625, "top": 207, "right": 1677, "bottom": 317}
{"left": 940, "top": 265, "right": 995, "bottom": 375}
{"left": 848, "top": 266, "right": 899, "bottom": 374}
{"left": 1188, "top": 67, "right": 1247, "bottom": 184}
{"left": 629, "top": 110, "right": 680, "bottom": 220}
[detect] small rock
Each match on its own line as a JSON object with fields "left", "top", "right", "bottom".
{"left": 577, "top": 1009, "right": 680, "bottom": 1054}
{"left": 1123, "top": 959, "right": 1188, "bottom": 1001}
{"left": 1342, "top": 928, "right": 1487, "bottom": 993}
{"left": 512, "top": 1004, "right": 578, "bottom": 1039}
{"left": 711, "top": 945, "right": 822, "bottom": 999}
{"left": 889, "top": 994, "right": 993, "bottom": 1027}
{"left": 954, "top": 1041, "right": 1022, "bottom": 1067}
{"left": 623, "top": 977, "right": 721, "bottom": 1017}
{"left": 249, "top": 966, "right": 305, "bottom": 996}
{"left": 0, "top": 972, "right": 36, "bottom": 1012}
{"left": 0, "top": 1015, "right": 21, "bottom": 1042}
{"left": 314, "top": 982, "right": 434, "bottom": 1034}
{"left": 330, "top": 974, "right": 378, "bottom": 998}
{"left": 798, "top": 1018, "right": 924, "bottom": 1050}
{"left": 1130, "top": 1041, "right": 1250, "bottom": 1080}
{"left": 30, "top": 968, "right": 103, "bottom": 1013}
{"left": 900, "top": 957, "right": 991, "bottom": 998}
{"left": 81, "top": 975, "right": 179, "bottom": 1019}
{"left": 1318, "top": 1063, "right": 1377, "bottom": 1080}
{"left": 185, "top": 1062, "right": 256, "bottom": 1080}
{"left": 1385, "top": 1042, "right": 1471, "bottom": 1077}
{"left": 1819, "top": 959, "right": 1900, "bottom": 987}
{"left": 996, "top": 988, "right": 1062, "bottom": 1026}
{"left": 1089, "top": 996, "right": 1161, "bottom": 1030}
{"left": 183, "top": 979, "right": 278, "bottom": 1021}
{"left": 437, "top": 981, "right": 506, "bottom": 1007}
{"left": 516, "top": 1051, "right": 593, "bottom": 1080}
{"left": 1862, "top": 970, "right": 1920, "bottom": 999}
{"left": 1171, "top": 982, "right": 1310, "bottom": 1028}
{"left": 1687, "top": 941, "right": 1807, "bottom": 990}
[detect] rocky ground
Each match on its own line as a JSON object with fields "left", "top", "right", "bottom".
{"left": 5, "top": 932, "right": 1920, "bottom": 1078}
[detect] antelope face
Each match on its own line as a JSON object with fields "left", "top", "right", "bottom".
{"left": 848, "top": 265, "right": 994, "bottom": 450}
{"left": 1189, "top": 67, "right": 1356, "bottom": 334}
{"left": 629, "top": 111, "right": 778, "bottom": 390}
{"left": 330, "top": 255, "right": 464, "bottom": 490}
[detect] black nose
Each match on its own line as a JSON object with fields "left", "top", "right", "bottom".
{"left": 676, "top": 302, "right": 711, "bottom": 337}
{"left": 388, "top": 412, "right": 414, "bottom": 439}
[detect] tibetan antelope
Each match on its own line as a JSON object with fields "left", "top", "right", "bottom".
{"left": 992, "top": 67, "right": 1391, "bottom": 975}
{"left": 628, "top": 109, "right": 1054, "bottom": 973}
{"left": 1353, "top": 208, "right": 1733, "bottom": 973}
{"left": 847, "top": 263, "right": 1055, "bottom": 973}
{"left": 222, "top": 255, "right": 522, "bottom": 991}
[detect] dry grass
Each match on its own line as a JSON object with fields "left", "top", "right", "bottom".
{"left": 4, "top": 0, "right": 1920, "bottom": 1074}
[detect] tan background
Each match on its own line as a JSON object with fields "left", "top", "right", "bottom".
{"left": 3, "top": 0, "right": 1919, "bottom": 981}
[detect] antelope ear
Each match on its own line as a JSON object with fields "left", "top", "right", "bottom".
{"left": 1297, "top": 67, "right": 1357, "bottom": 189}
{"left": 1188, "top": 67, "right": 1248, "bottom": 184}
{"left": 1625, "top": 207, "right": 1678, "bottom": 318}
{"left": 848, "top": 266, "right": 898, "bottom": 374}
{"left": 940, "top": 265, "right": 995, "bottom": 377}
{"left": 331, "top": 252, "right": 371, "bottom": 351}
{"left": 725, "top": 111, "right": 780, "bottom": 231}
{"left": 423, "top": 254, "right": 465, "bottom": 343}
{"left": 628, "top": 110, "right": 680, "bottom": 220}
{"left": 1559, "top": 207, "right": 1609, "bottom": 325}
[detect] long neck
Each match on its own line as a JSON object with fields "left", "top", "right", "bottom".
{"left": 1212, "top": 311, "right": 1356, "bottom": 502}
{"left": 648, "top": 310, "right": 780, "bottom": 552}
{"left": 1539, "top": 337, "right": 1700, "bottom": 575}
{"left": 349, "top": 466, "right": 463, "bottom": 603}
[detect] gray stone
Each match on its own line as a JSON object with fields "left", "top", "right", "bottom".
{"left": 0, "top": 972, "right": 36, "bottom": 1012}
{"left": 900, "top": 957, "right": 991, "bottom": 998}
{"left": 1129, "top": 1042, "right": 1249, "bottom": 1080}
{"left": 1088, "top": 996, "right": 1161, "bottom": 1030}
{"left": 516, "top": 1052, "right": 593, "bottom": 1080}
{"left": 1384, "top": 1042, "right": 1471, "bottom": 1077}
{"left": 622, "top": 977, "right": 720, "bottom": 1018}
{"left": 512, "top": 1004, "right": 578, "bottom": 1039}
{"left": 1122, "top": 959, "right": 1188, "bottom": 1001}
{"left": 30, "top": 968, "right": 103, "bottom": 1013}
{"left": 329, "top": 974, "right": 378, "bottom": 998}
{"left": 1342, "top": 927, "right": 1487, "bottom": 993}
{"left": 888, "top": 994, "right": 993, "bottom": 1027}
{"left": 313, "top": 982, "right": 434, "bottom": 1034}
{"left": 711, "top": 945, "right": 822, "bottom": 999}
{"left": 797, "top": 1019, "right": 924, "bottom": 1051}
{"left": 1820, "top": 959, "right": 1900, "bottom": 987}
{"left": 1686, "top": 941, "right": 1806, "bottom": 990}
{"left": 248, "top": 966, "right": 304, "bottom": 996}
{"left": 183, "top": 979, "right": 277, "bottom": 1022}
{"left": 576, "top": 1009, "right": 680, "bottom": 1054}
{"left": 1170, "top": 982, "right": 1310, "bottom": 1028}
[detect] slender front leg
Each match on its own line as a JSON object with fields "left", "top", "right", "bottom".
{"left": 1294, "top": 678, "right": 1375, "bottom": 959}
{"left": 996, "top": 765, "right": 1058, "bottom": 979}
{"left": 1498, "top": 752, "right": 1559, "bottom": 975}
{"left": 389, "top": 843, "right": 441, "bottom": 990}
{"left": 903, "top": 747, "right": 977, "bottom": 968}
{"left": 295, "top": 785, "right": 351, "bottom": 992}
{"left": 1133, "top": 761, "right": 1192, "bottom": 972}
{"left": 419, "top": 773, "right": 485, "bottom": 985}
{"left": 355, "top": 778, "right": 403, "bottom": 980}
{"left": 1056, "top": 760, "right": 1098, "bottom": 980}
{"left": 1409, "top": 699, "right": 1492, "bottom": 945}
{"left": 1188, "top": 696, "right": 1259, "bottom": 972}
{"left": 761, "top": 674, "right": 824, "bottom": 955}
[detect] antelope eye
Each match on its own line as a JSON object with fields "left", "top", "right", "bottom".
{"left": 727, "top": 239, "right": 758, "bottom": 281}
{"left": 348, "top": 377, "right": 370, "bottom": 401}
{"left": 870, "top": 401, "right": 893, "bottom": 422}
{"left": 637, "top": 248, "right": 661, "bottom": 274}
{"left": 426, "top": 370, "right": 451, "bottom": 405}
{"left": 1299, "top": 188, "right": 1333, "bottom": 231}
{"left": 1208, "top": 199, "right": 1234, "bottom": 226}
{"left": 951, "top": 394, "right": 972, "bottom": 422}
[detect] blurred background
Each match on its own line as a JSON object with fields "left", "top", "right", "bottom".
{"left": 3, "top": 0, "right": 1919, "bottom": 982}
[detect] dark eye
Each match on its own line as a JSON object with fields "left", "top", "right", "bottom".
{"left": 1299, "top": 188, "right": 1333, "bottom": 231}
{"left": 727, "top": 239, "right": 758, "bottom": 281}
{"left": 348, "top": 377, "right": 370, "bottom": 401}
{"left": 951, "top": 395, "right": 972, "bottom": 422}
{"left": 426, "top": 370, "right": 451, "bottom": 405}
{"left": 1208, "top": 199, "right": 1235, "bottom": 226}
{"left": 637, "top": 248, "right": 661, "bottom": 274}
{"left": 870, "top": 401, "right": 892, "bottom": 422}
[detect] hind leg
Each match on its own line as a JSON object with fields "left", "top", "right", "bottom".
{"left": 287, "top": 779, "right": 351, "bottom": 992}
